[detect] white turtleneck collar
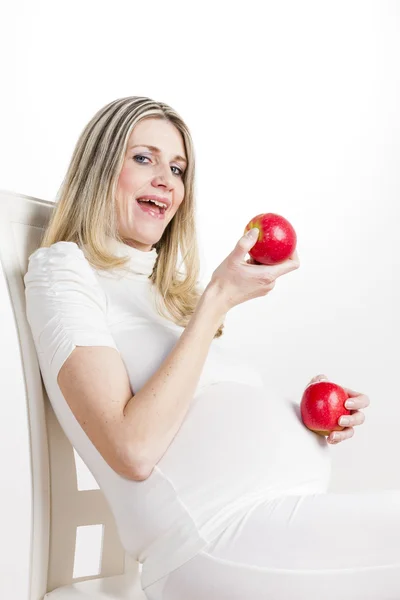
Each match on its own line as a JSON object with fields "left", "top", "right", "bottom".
{"left": 105, "top": 235, "right": 158, "bottom": 277}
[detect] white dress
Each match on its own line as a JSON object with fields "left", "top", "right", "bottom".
{"left": 24, "top": 238, "right": 331, "bottom": 590}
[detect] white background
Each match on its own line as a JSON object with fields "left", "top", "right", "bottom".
{"left": 1, "top": 0, "right": 399, "bottom": 498}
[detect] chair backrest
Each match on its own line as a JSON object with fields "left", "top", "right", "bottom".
{"left": 0, "top": 190, "right": 135, "bottom": 600}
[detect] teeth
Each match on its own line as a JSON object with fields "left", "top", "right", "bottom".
{"left": 138, "top": 198, "right": 167, "bottom": 209}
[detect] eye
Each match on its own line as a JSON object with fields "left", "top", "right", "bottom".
{"left": 171, "top": 165, "right": 184, "bottom": 177}
{"left": 133, "top": 154, "right": 149, "bottom": 164}
{"left": 133, "top": 154, "right": 184, "bottom": 177}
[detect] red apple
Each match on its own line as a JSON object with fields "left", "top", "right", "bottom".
{"left": 300, "top": 381, "right": 351, "bottom": 436}
{"left": 244, "top": 213, "right": 297, "bottom": 265}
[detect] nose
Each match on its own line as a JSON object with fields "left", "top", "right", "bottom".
{"left": 152, "top": 163, "right": 175, "bottom": 189}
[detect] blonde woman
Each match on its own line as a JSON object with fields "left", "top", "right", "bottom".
{"left": 25, "top": 97, "right": 397, "bottom": 600}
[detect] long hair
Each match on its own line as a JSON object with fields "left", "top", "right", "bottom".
{"left": 40, "top": 96, "right": 225, "bottom": 338}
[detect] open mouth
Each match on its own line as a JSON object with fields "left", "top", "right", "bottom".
{"left": 136, "top": 199, "right": 167, "bottom": 218}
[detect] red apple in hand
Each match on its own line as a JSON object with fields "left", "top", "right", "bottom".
{"left": 300, "top": 381, "right": 351, "bottom": 436}
{"left": 244, "top": 213, "right": 297, "bottom": 265}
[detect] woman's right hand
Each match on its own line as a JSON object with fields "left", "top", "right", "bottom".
{"left": 207, "top": 227, "right": 300, "bottom": 313}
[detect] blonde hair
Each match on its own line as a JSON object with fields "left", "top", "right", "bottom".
{"left": 40, "top": 96, "right": 225, "bottom": 338}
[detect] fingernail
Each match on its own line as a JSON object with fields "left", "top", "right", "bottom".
{"left": 247, "top": 228, "right": 259, "bottom": 238}
{"left": 339, "top": 417, "right": 349, "bottom": 426}
{"left": 345, "top": 400, "right": 354, "bottom": 408}
{"left": 331, "top": 434, "right": 338, "bottom": 442}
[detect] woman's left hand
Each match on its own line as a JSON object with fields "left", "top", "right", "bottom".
{"left": 308, "top": 374, "right": 370, "bottom": 444}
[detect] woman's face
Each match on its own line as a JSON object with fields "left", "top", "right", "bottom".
{"left": 115, "top": 118, "right": 187, "bottom": 251}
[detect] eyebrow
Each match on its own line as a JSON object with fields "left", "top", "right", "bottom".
{"left": 129, "top": 144, "right": 187, "bottom": 165}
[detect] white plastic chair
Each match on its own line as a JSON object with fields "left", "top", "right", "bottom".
{"left": 0, "top": 190, "right": 147, "bottom": 599}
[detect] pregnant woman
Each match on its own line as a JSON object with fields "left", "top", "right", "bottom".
{"left": 24, "top": 96, "right": 399, "bottom": 600}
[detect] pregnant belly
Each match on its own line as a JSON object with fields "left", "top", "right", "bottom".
{"left": 156, "top": 381, "right": 332, "bottom": 533}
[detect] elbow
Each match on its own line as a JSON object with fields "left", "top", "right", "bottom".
{"left": 117, "top": 445, "right": 155, "bottom": 482}
{"left": 131, "top": 464, "right": 154, "bottom": 481}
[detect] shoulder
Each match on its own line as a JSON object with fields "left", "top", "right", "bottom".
{"left": 24, "top": 241, "right": 98, "bottom": 285}
{"left": 24, "top": 240, "right": 110, "bottom": 323}
{"left": 26, "top": 241, "right": 93, "bottom": 271}
{"left": 28, "top": 241, "right": 86, "bottom": 264}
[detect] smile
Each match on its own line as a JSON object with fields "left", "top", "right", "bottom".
{"left": 136, "top": 199, "right": 166, "bottom": 220}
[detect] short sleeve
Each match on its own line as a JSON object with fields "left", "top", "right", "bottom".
{"left": 24, "top": 241, "right": 120, "bottom": 378}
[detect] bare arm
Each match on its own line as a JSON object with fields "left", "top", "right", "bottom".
{"left": 57, "top": 283, "right": 226, "bottom": 482}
